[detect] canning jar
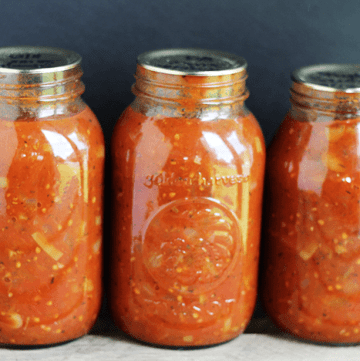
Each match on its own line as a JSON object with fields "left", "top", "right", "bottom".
{"left": 0, "top": 46, "right": 104, "bottom": 345}
{"left": 262, "top": 64, "right": 360, "bottom": 344}
{"left": 110, "top": 49, "right": 265, "bottom": 346}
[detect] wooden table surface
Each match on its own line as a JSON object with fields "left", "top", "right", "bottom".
{"left": 1, "top": 315, "right": 359, "bottom": 361}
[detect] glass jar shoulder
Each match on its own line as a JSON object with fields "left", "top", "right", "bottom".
{"left": 0, "top": 105, "right": 104, "bottom": 165}
{"left": 40, "top": 105, "right": 104, "bottom": 153}
{"left": 111, "top": 104, "right": 264, "bottom": 171}
{"left": 268, "top": 111, "right": 360, "bottom": 185}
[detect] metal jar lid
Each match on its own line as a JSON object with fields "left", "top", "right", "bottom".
{"left": 292, "top": 64, "right": 360, "bottom": 93}
{"left": 137, "top": 48, "right": 247, "bottom": 76}
{"left": 0, "top": 46, "right": 82, "bottom": 85}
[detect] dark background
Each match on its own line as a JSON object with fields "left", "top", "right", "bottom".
{"left": 1, "top": 0, "right": 358, "bottom": 145}
{"left": 1, "top": 0, "right": 358, "bottom": 330}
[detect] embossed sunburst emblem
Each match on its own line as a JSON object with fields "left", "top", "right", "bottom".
{"left": 142, "top": 197, "right": 241, "bottom": 294}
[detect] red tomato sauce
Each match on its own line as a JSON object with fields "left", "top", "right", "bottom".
{"left": 262, "top": 110, "right": 360, "bottom": 343}
{"left": 0, "top": 106, "right": 104, "bottom": 345}
{"left": 110, "top": 101, "right": 265, "bottom": 346}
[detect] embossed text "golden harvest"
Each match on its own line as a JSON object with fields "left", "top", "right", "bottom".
{"left": 144, "top": 172, "right": 249, "bottom": 188}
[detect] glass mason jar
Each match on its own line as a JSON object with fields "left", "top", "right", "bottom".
{"left": 0, "top": 46, "right": 104, "bottom": 345}
{"left": 262, "top": 64, "right": 360, "bottom": 344}
{"left": 110, "top": 49, "right": 265, "bottom": 347}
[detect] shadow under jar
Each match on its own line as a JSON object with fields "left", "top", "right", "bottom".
{"left": 0, "top": 46, "right": 104, "bottom": 346}
{"left": 110, "top": 48, "right": 265, "bottom": 347}
{"left": 262, "top": 64, "right": 360, "bottom": 344}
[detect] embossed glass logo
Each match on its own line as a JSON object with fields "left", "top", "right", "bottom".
{"left": 144, "top": 171, "right": 249, "bottom": 188}
{"left": 142, "top": 197, "right": 241, "bottom": 295}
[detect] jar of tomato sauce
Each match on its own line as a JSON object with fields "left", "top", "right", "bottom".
{"left": 110, "top": 49, "right": 265, "bottom": 346}
{"left": 0, "top": 46, "right": 104, "bottom": 345}
{"left": 262, "top": 64, "right": 360, "bottom": 344}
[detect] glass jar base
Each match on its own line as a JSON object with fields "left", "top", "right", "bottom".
{"left": 121, "top": 330, "right": 239, "bottom": 350}
{"left": 0, "top": 337, "right": 81, "bottom": 350}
